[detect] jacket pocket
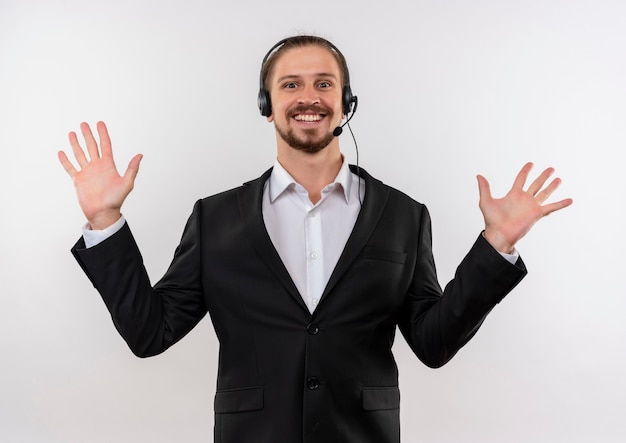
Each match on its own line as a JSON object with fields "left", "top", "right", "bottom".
{"left": 362, "top": 386, "right": 400, "bottom": 411}
{"left": 214, "top": 386, "right": 264, "bottom": 413}
{"left": 362, "top": 246, "right": 407, "bottom": 264}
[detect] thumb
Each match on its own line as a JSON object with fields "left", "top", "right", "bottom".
{"left": 123, "top": 153, "right": 143, "bottom": 186}
{"left": 476, "top": 174, "right": 492, "bottom": 202}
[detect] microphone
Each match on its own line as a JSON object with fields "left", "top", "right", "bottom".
{"left": 333, "top": 124, "right": 345, "bottom": 137}
{"left": 333, "top": 96, "right": 358, "bottom": 137}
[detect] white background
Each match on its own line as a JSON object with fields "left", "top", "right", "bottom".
{"left": 1, "top": 0, "right": 625, "bottom": 441}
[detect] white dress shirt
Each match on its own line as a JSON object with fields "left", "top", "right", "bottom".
{"left": 262, "top": 159, "right": 365, "bottom": 313}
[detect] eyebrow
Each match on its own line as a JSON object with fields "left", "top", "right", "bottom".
{"left": 275, "top": 72, "right": 339, "bottom": 84}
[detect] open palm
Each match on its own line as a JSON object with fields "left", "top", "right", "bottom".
{"left": 478, "top": 162, "right": 573, "bottom": 253}
{"left": 58, "top": 121, "right": 142, "bottom": 230}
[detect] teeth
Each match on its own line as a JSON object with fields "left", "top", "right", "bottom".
{"left": 294, "top": 114, "right": 322, "bottom": 122}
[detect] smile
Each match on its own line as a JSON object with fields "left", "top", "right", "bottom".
{"left": 293, "top": 114, "right": 323, "bottom": 122}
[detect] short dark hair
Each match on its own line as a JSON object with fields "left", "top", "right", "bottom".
{"left": 261, "top": 35, "right": 350, "bottom": 92}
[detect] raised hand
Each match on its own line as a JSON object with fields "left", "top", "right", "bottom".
{"left": 477, "top": 162, "right": 573, "bottom": 254}
{"left": 58, "top": 121, "right": 143, "bottom": 230}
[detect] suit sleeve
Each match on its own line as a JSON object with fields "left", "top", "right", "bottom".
{"left": 71, "top": 201, "right": 207, "bottom": 357}
{"left": 397, "top": 206, "right": 527, "bottom": 368}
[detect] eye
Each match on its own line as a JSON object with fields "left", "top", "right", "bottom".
{"left": 284, "top": 82, "right": 298, "bottom": 89}
{"left": 318, "top": 81, "right": 331, "bottom": 88}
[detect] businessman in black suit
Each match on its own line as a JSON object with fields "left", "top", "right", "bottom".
{"left": 58, "top": 36, "right": 572, "bottom": 442}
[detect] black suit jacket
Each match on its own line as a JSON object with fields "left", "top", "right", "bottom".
{"left": 72, "top": 166, "right": 526, "bottom": 443}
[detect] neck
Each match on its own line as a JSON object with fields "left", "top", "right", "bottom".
{"left": 276, "top": 140, "right": 343, "bottom": 204}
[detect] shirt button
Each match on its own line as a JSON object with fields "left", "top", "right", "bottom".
{"left": 310, "top": 252, "right": 318, "bottom": 259}
{"left": 307, "top": 377, "right": 320, "bottom": 390}
{"left": 307, "top": 324, "right": 319, "bottom": 335}
{"left": 312, "top": 298, "right": 319, "bottom": 306}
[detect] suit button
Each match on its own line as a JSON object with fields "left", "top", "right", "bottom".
{"left": 307, "top": 323, "right": 319, "bottom": 335}
{"left": 306, "top": 377, "right": 320, "bottom": 390}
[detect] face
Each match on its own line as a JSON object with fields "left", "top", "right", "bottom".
{"left": 267, "top": 45, "right": 344, "bottom": 154}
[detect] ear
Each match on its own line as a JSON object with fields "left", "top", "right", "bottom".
{"left": 266, "top": 115, "right": 274, "bottom": 122}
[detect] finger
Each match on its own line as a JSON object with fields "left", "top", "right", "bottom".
{"left": 534, "top": 177, "right": 562, "bottom": 203}
{"left": 122, "top": 154, "right": 143, "bottom": 187}
{"left": 512, "top": 162, "right": 534, "bottom": 190}
{"left": 80, "top": 122, "right": 100, "bottom": 161}
{"left": 541, "top": 198, "right": 574, "bottom": 216}
{"left": 57, "top": 150, "right": 78, "bottom": 177}
{"left": 97, "top": 121, "right": 113, "bottom": 159}
{"left": 527, "top": 167, "right": 555, "bottom": 196}
{"left": 68, "top": 130, "right": 89, "bottom": 167}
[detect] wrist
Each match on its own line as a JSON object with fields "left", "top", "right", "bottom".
{"left": 87, "top": 210, "right": 122, "bottom": 231}
{"left": 483, "top": 228, "right": 515, "bottom": 255}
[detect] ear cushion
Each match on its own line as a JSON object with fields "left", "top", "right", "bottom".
{"left": 258, "top": 88, "right": 272, "bottom": 117}
{"left": 342, "top": 85, "right": 355, "bottom": 115}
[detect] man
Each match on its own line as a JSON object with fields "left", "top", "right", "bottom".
{"left": 58, "top": 35, "right": 572, "bottom": 443}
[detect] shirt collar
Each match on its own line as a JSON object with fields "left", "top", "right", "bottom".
{"left": 268, "top": 157, "right": 353, "bottom": 204}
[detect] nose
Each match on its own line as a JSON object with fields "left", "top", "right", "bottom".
{"left": 297, "top": 83, "right": 320, "bottom": 106}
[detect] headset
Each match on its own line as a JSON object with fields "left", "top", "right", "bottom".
{"left": 257, "top": 36, "right": 357, "bottom": 119}
{"left": 258, "top": 36, "right": 362, "bottom": 204}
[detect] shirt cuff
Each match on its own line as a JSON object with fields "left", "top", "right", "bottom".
{"left": 82, "top": 215, "right": 126, "bottom": 248}
{"left": 500, "top": 249, "right": 519, "bottom": 265}
{"left": 481, "top": 231, "right": 520, "bottom": 265}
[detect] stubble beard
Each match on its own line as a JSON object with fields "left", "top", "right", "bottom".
{"left": 275, "top": 104, "right": 336, "bottom": 154}
{"left": 275, "top": 125, "right": 335, "bottom": 154}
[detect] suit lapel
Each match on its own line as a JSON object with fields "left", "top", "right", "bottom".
{"left": 320, "top": 166, "right": 389, "bottom": 302}
{"left": 237, "top": 169, "right": 310, "bottom": 313}
{"left": 236, "top": 166, "right": 389, "bottom": 313}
